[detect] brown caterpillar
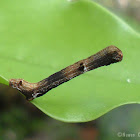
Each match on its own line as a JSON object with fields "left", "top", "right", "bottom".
{"left": 9, "top": 45, "right": 123, "bottom": 101}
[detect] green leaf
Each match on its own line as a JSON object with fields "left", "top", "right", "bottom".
{"left": 0, "top": 0, "right": 140, "bottom": 122}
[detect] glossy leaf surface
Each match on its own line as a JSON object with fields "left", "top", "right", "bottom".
{"left": 0, "top": 0, "right": 140, "bottom": 122}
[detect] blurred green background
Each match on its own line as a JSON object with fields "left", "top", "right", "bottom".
{"left": 0, "top": 0, "right": 140, "bottom": 140}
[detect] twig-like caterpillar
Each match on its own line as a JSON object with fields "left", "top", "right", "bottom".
{"left": 9, "top": 45, "right": 123, "bottom": 101}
